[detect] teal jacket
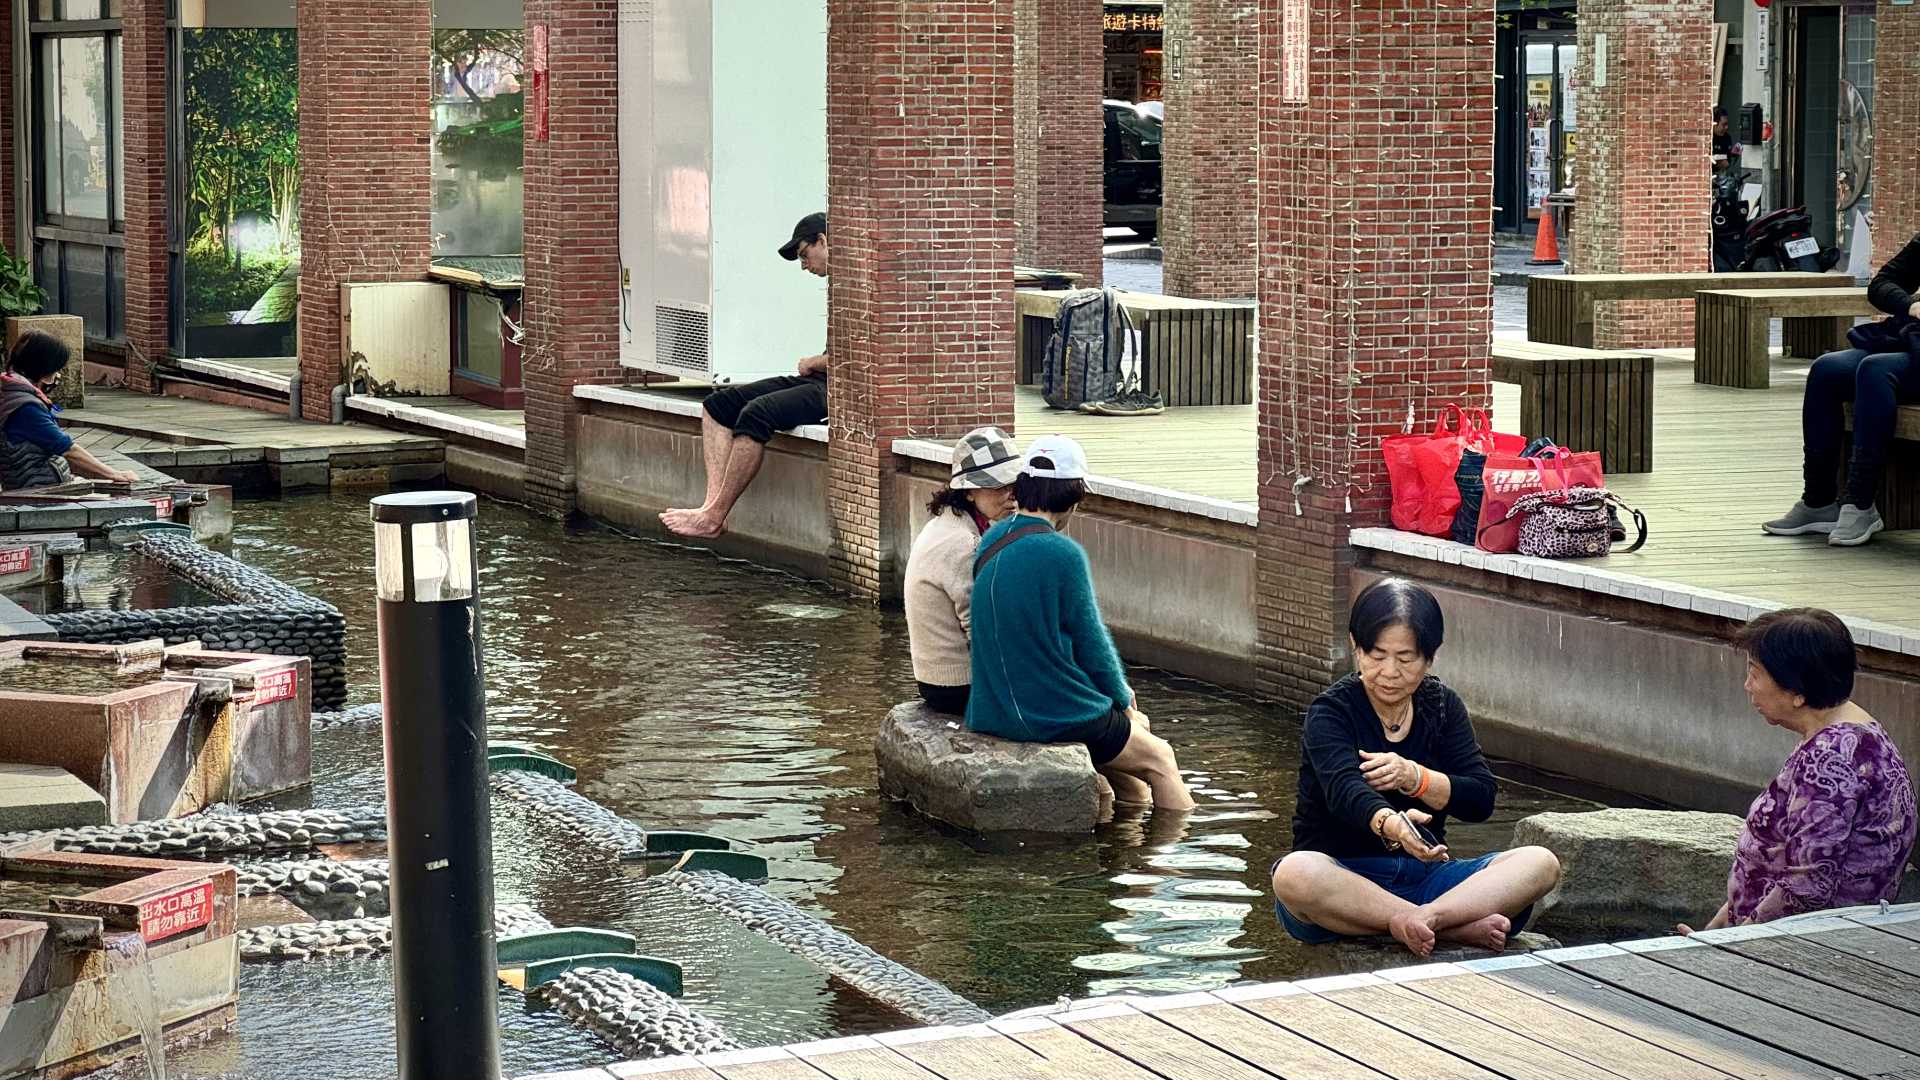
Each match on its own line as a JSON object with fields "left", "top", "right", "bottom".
{"left": 965, "top": 514, "right": 1132, "bottom": 742}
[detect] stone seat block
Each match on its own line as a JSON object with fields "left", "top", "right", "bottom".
{"left": 874, "top": 701, "right": 1102, "bottom": 834}
{"left": 1513, "top": 807, "right": 1743, "bottom": 936}
{"left": 0, "top": 762, "right": 108, "bottom": 831}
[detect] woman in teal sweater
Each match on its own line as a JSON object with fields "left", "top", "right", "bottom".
{"left": 967, "top": 436, "right": 1194, "bottom": 811}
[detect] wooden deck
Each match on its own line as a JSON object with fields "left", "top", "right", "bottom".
{"left": 1018, "top": 349, "right": 1920, "bottom": 632}
{"left": 56, "top": 387, "right": 442, "bottom": 468}
{"left": 530, "top": 904, "right": 1920, "bottom": 1080}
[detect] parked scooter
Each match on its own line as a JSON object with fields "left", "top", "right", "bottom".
{"left": 1711, "top": 168, "right": 1751, "bottom": 272}
{"left": 1742, "top": 204, "right": 1846, "bottom": 273}
{"left": 1711, "top": 168, "right": 1845, "bottom": 274}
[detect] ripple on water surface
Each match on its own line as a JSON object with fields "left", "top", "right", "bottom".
{"left": 186, "top": 494, "right": 1607, "bottom": 1074}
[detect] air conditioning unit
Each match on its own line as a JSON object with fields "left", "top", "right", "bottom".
{"left": 617, "top": 0, "right": 827, "bottom": 384}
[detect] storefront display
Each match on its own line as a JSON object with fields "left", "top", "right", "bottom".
{"left": 1104, "top": 2, "right": 1163, "bottom": 103}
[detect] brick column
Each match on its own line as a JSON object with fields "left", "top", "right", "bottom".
{"left": 1161, "top": 0, "right": 1257, "bottom": 301}
{"left": 1013, "top": 0, "right": 1102, "bottom": 285}
{"left": 826, "top": 0, "right": 1017, "bottom": 598}
{"left": 0, "top": 2, "right": 15, "bottom": 256}
{"left": 121, "top": 0, "right": 170, "bottom": 394}
{"left": 1572, "top": 0, "right": 1712, "bottom": 349}
{"left": 521, "top": 0, "right": 624, "bottom": 514}
{"left": 296, "top": 0, "right": 433, "bottom": 421}
{"left": 1253, "top": 0, "right": 1493, "bottom": 704}
{"left": 1874, "top": 2, "right": 1920, "bottom": 261}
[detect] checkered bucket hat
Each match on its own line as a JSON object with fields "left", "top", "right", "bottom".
{"left": 949, "top": 427, "right": 1022, "bottom": 490}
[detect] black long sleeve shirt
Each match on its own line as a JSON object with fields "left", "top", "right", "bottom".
{"left": 1290, "top": 674, "right": 1498, "bottom": 860}
{"left": 1868, "top": 232, "right": 1920, "bottom": 318}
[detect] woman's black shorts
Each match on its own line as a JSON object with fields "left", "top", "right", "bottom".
{"left": 1062, "top": 706, "right": 1135, "bottom": 766}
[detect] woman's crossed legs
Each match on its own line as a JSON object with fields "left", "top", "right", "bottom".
{"left": 1271, "top": 846, "right": 1560, "bottom": 957}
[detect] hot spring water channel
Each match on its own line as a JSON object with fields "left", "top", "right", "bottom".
{"left": 134, "top": 494, "right": 1608, "bottom": 1079}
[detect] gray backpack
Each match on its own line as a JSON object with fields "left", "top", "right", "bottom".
{"left": 1042, "top": 288, "right": 1134, "bottom": 410}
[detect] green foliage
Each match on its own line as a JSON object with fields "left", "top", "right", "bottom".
{"left": 0, "top": 248, "right": 48, "bottom": 320}
{"left": 185, "top": 29, "right": 299, "bottom": 270}
{"left": 184, "top": 249, "right": 286, "bottom": 320}
{"left": 432, "top": 29, "right": 525, "bottom": 104}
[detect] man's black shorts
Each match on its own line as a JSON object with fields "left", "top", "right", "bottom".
{"left": 703, "top": 373, "right": 828, "bottom": 444}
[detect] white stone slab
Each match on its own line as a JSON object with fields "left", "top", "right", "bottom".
{"left": 1372, "top": 962, "right": 1472, "bottom": 984}
{"left": 1296, "top": 972, "right": 1386, "bottom": 993}
{"left": 1128, "top": 991, "right": 1229, "bottom": 1014}
{"left": 1213, "top": 980, "right": 1311, "bottom": 1003}
{"left": 1458, "top": 953, "right": 1550, "bottom": 973}
{"left": 1533, "top": 942, "right": 1630, "bottom": 963}
{"left": 787, "top": 1035, "right": 887, "bottom": 1057}
{"left": 1613, "top": 935, "right": 1701, "bottom": 954}
{"left": 345, "top": 394, "right": 526, "bottom": 449}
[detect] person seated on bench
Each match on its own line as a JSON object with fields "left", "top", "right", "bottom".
{"left": 903, "top": 427, "right": 1022, "bottom": 716}
{"left": 1270, "top": 580, "right": 1560, "bottom": 957}
{"left": 1679, "top": 609, "right": 1916, "bottom": 934}
{"left": 1764, "top": 230, "right": 1920, "bottom": 546}
{"left": 965, "top": 435, "right": 1194, "bottom": 812}
{"left": 662, "top": 212, "right": 829, "bottom": 539}
{"left": 1, "top": 331, "right": 138, "bottom": 491}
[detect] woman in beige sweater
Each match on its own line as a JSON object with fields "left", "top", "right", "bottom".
{"left": 904, "top": 427, "right": 1022, "bottom": 714}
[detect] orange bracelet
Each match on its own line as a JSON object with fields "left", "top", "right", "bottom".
{"left": 1410, "top": 765, "right": 1432, "bottom": 800}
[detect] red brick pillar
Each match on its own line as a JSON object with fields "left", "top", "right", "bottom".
{"left": 0, "top": 3, "right": 15, "bottom": 257}
{"left": 1253, "top": 0, "right": 1493, "bottom": 703}
{"left": 1013, "top": 0, "right": 1103, "bottom": 286}
{"left": 295, "top": 0, "right": 433, "bottom": 421}
{"left": 1572, "top": 0, "right": 1712, "bottom": 349}
{"left": 121, "top": 0, "right": 170, "bottom": 393}
{"left": 826, "top": 0, "right": 1017, "bottom": 598}
{"left": 521, "top": 1, "right": 623, "bottom": 515}
{"left": 1874, "top": 2, "right": 1920, "bottom": 262}
{"left": 1161, "top": 0, "right": 1257, "bottom": 301}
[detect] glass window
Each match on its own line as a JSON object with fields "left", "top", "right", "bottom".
{"left": 112, "top": 34, "right": 123, "bottom": 225}
{"left": 1111, "top": 109, "right": 1161, "bottom": 162}
{"left": 39, "top": 39, "right": 63, "bottom": 216}
{"left": 65, "top": 0, "right": 105, "bottom": 17}
{"left": 51, "top": 36, "right": 111, "bottom": 222}
{"left": 33, "top": 241, "right": 58, "bottom": 304}
{"left": 430, "top": 29, "right": 525, "bottom": 256}
{"left": 65, "top": 242, "right": 108, "bottom": 337}
{"left": 107, "top": 247, "right": 125, "bottom": 340}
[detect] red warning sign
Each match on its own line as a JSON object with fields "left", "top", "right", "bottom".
{"left": 255, "top": 669, "right": 298, "bottom": 705}
{"left": 140, "top": 881, "right": 213, "bottom": 944}
{"left": 0, "top": 546, "right": 31, "bottom": 576}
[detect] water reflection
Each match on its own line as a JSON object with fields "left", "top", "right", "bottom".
{"left": 192, "top": 494, "right": 1610, "bottom": 1071}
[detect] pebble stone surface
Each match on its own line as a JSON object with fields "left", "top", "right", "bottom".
{"left": 0, "top": 804, "right": 388, "bottom": 858}
{"left": 647, "top": 870, "right": 989, "bottom": 1027}
{"left": 236, "top": 903, "right": 553, "bottom": 963}
{"left": 491, "top": 770, "right": 648, "bottom": 856}
{"left": 236, "top": 857, "right": 392, "bottom": 917}
{"left": 41, "top": 531, "right": 350, "bottom": 708}
{"left": 543, "top": 968, "right": 741, "bottom": 1059}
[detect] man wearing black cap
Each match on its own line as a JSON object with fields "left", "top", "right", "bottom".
{"left": 663, "top": 212, "right": 829, "bottom": 538}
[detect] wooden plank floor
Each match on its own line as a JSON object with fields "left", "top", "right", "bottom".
{"left": 1016, "top": 349, "right": 1920, "bottom": 632}
{"left": 533, "top": 905, "right": 1920, "bottom": 1080}
{"left": 55, "top": 387, "right": 442, "bottom": 459}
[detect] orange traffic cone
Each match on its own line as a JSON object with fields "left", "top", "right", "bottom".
{"left": 1528, "top": 207, "right": 1563, "bottom": 266}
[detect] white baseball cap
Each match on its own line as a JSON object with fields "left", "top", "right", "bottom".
{"left": 1020, "top": 435, "right": 1089, "bottom": 480}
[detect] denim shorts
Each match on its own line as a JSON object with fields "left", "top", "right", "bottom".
{"left": 1273, "top": 851, "right": 1533, "bottom": 945}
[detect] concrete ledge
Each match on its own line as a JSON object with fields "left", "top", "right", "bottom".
{"left": 345, "top": 394, "right": 527, "bottom": 450}
{"left": 575, "top": 384, "right": 829, "bottom": 443}
{"left": 174, "top": 358, "right": 293, "bottom": 394}
{"left": 893, "top": 437, "right": 1257, "bottom": 526}
{"left": 0, "top": 763, "right": 106, "bottom": 830}
{"left": 1351, "top": 526, "right": 1920, "bottom": 658}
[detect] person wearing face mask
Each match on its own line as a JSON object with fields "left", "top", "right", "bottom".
{"left": 1270, "top": 579, "right": 1560, "bottom": 957}
{"left": 964, "top": 435, "right": 1194, "bottom": 812}
{"left": 1678, "top": 609, "right": 1915, "bottom": 934}
{"left": 1, "top": 331, "right": 139, "bottom": 491}
{"left": 903, "top": 427, "right": 1023, "bottom": 716}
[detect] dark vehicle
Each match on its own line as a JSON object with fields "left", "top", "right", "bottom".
{"left": 1104, "top": 100, "right": 1161, "bottom": 240}
{"left": 1712, "top": 168, "right": 1752, "bottom": 272}
{"left": 1742, "top": 204, "right": 1845, "bottom": 273}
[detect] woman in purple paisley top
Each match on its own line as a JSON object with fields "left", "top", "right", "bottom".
{"left": 1683, "top": 609, "right": 1917, "bottom": 933}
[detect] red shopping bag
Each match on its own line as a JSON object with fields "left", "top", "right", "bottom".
{"left": 1384, "top": 405, "right": 1525, "bottom": 536}
{"left": 1475, "top": 448, "right": 1604, "bottom": 553}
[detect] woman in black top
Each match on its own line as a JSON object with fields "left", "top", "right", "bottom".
{"left": 1271, "top": 580, "right": 1560, "bottom": 957}
{"left": 1763, "top": 232, "right": 1920, "bottom": 546}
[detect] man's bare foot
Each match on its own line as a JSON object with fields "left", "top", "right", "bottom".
{"left": 661, "top": 508, "right": 726, "bottom": 538}
{"left": 1388, "top": 908, "right": 1438, "bottom": 957}
{"left": 1439, "top": 913, "right": 1510, "bottom": 951}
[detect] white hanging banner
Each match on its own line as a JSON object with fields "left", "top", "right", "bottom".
{"left": 1283, "top": 0, "right": 1310, "bottom": 104}
{"left": 1755, "top": 10, "right": 1770, "bottom": 72}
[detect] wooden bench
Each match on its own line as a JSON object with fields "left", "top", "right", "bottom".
{"left": 1528, "top": 272, "right": 1845, "bottom": 349}
{"left": 1693, "top": 287, "right": 1877, "bottom": 389}
{"left": 1014, "top": 289, "right": 1255, "bottom": 406}
{"left": 1491, "top": 341, "right": 1654, "bottom": 473}
{"left": 1844, "top": 404, "right": 1920, "bottom": 530}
